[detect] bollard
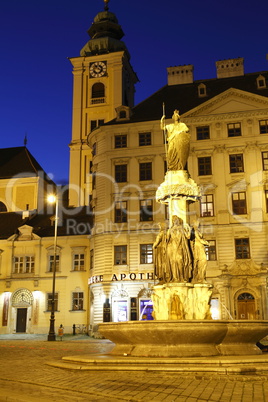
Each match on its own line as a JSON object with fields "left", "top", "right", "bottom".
{"left": 72, "top": 324, "right": 76, "bottom": 335}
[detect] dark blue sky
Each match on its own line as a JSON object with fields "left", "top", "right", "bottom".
{"left": 1, "top": 0, "right": 267, "bottom": 184}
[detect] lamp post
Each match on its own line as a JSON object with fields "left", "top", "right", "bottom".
{"left": 47, "top": 194, "right": 58, "bottom": 341}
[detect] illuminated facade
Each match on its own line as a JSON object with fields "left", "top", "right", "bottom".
{"left": 1, "top": 3, "right": 268, "bottom": 335}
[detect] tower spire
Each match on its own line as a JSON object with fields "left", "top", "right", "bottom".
{"left": 104, "top": 0, "right": 109, "bottom": 11}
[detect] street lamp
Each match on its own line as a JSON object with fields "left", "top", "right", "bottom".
{"left": 47, "top": 194, "right": 58, "bottom": 341}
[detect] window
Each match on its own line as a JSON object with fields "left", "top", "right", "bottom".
{"left": 115, "top": 201, "right": 127, "bottom": 223}
{"left": 198, "top": 84, "right": 206, "bottom": 97}
{"left": 235, "top": 238, "right": 250, "bottom": 259}
{"left": 140, "top": 199, "right": 153, "bottom": 221}
{"left": 114, "top": 245, "right": 127, "bottom": 265}
{"left": 139, "top": 132, "right": 151, "bottom": 146}
{"left": 139, "top": 162, "right": 152, "bottom": 181}
{"left": 229, "top": 154, "right": 244, "bottom": 173}
{"left": 260, "top": 120, "right": 268, "bottom": 134}
{"left": 72, "top": 292, "right": 84, "bottom": 310}
{"left": 47, "top": 293, "right": 58, "bottom": 311}
{"left": 91, "top": 83, "right": 105, "bottom": 104}
{"left": 119, "top": 110, "right": 126, "bottom": 119}
{"left": 48, "top": 255, "right": 60, "bottom": 272}
{"left": 115, "top": 135, "right": 127, "bottom": 148}
{"left": 13, "top": 256, "right": 35, "bottom": 274}
{"left": 257, "top": 75, "right": 266, "bottom": 89}
{"left": 262, "top": 152, "right": 268, "bottom": 170}
{"left": 0, "top": 202, "right": 7, "bottom": 212}
{"left": 198, "top": 157, "right": 212, "bottom": 176}
{"left": 92, "top": 142, "right": 96, "bottom": 156}
{"left": 232, "top": 192, "right": 247, "bottom": 215}
{"left": 228, "top": 123, "right": 241, "bottom": 137}
{"left": 140, "top": 244, "right": 153, "bottom": 264}
{"left": 73, "top": 254, "right": 85, "bottom": 271}
{"left": 200, "top": 194, "right": 214, "bottom": 217}
{"left": 90, "top": 249, "right": 94, "bottom": 270}
{"left": 90, "top": 119, "right": 104, "bottom": 132}
{"left": 115, "top": 164, "right": 127, "bottom": 183}
{"left": 196, "top": 126, "right": 210, "bottom": 140}
{"left": 205, "top": 240, "right": 217, "bottom": 261}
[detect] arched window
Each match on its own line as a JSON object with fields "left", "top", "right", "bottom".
{"left": 257, "top": 75, "right": 266, "bottom": 89}
{"left": 91, "top": 83, "right": 105, "bottom": 104}
{"left": 0, "top": 202, "right": 7, "bottom": 212}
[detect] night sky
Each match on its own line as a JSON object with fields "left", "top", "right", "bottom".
{"left": 1, "top": 0, "right": 267, "bottom": 184}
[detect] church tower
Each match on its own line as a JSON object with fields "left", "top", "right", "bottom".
{"left": 68, "top": 0, "right": 138, "bottom": 206}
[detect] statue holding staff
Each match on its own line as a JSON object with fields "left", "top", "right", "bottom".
{"left": 160, "top": 109, "right": 190, "bottom": 171}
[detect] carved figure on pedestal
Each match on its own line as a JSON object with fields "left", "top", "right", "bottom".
{"left": 191, "top": 220, "right": 210, "bottom": 283}
{"left": 161, "top": 110, "right": 190, "bottom": 171}
{"left": 153, "top": 222, "right": 167, "bottom": 283}
{"left": 166, "top": 215, "right": 192, "bottom": 282}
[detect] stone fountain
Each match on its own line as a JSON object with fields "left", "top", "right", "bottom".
{"left": 98, "top": 110, "right": 268, "bottom": 358}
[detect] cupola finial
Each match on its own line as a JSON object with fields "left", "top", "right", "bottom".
{"left": 104, "top": 0, "right": 109, "bottom": 11}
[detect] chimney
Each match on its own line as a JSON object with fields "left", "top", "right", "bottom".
{"left": 216, "top": 58, "right": 244, "bottom": 79}
{"left": 167, "top": 65, "right": 194, "bottom": 85}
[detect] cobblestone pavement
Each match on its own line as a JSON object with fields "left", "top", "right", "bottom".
{"left": 1, "top": 335, "right": 268, "bottom": 401}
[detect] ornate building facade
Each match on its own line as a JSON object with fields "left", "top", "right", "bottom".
{"left": 1, "top": 2, "right": 268, "bottom": 335}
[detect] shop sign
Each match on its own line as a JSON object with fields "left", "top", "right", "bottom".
{"left": 89, "top": 272, "right": 154, "bottom": 284}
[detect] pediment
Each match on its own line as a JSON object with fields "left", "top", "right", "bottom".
{"left": 183, "top": 88, "right": 268, "bottom": 118}
{"left": 8, "top": 224, "right": 40, "bottom": 241}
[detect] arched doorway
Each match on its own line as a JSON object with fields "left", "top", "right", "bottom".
{"left": 12, "top": 289, "right": 33, "bottom": 333}
{"left": 237, "top": 292, "right": 256, "bottom": 320}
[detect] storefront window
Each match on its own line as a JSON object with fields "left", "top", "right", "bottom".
{"left": 113, "top": 300, "right": 128, "bottom": 322}
{"left": 140, "top": 299, "right": 154, "bottom": 320}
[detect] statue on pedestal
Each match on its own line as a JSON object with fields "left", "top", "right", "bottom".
{"left": 161, "top": 109, "right": 190, "bottom": 171}
{"left": 191, "top": 220, "right": 210, "bottom": 283}
{"left": 153, "top": 222, "right": 167, "bottom": 283}
{"left": 166, "top": 215, "right": 192, "bottom": 282}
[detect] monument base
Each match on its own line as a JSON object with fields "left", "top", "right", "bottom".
{"left": 152, "top": 283, "right": 212, "bottom": 320}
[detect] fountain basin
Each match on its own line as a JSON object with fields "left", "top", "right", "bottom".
{"left": 98, "top": 320, "right": 268, "bottom": 357}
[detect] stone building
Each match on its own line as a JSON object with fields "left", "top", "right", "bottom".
{"left": 1, "top": 2, "right": 268, "bottom": 335}
{"left": 0, "top": 147, "right": 91, "bottom": 334}
{"left": 69, "top": 3, "right": 268, "bottom": 329}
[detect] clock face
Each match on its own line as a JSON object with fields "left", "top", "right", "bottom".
{"left": 90, "top": 61, "right": 107, "bottom": 78}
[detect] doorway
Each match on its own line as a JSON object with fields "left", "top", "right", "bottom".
{"left": 237, "top": 292, "right": 256, "bottom": 320}
{"left": 16, "top": 308, "right": 27, "bottom": 332}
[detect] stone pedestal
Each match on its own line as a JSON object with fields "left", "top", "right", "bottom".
{"left": 152, "top": 283, "right": 213, "bottom": 320}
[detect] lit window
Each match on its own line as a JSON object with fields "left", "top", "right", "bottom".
{"left": 115, "top": 201, "right": 127, "bottom": 223}
{"left": 139, "top": 162, "right": 152, "bottom": 181}
{"left": 200, "top": 194, "right": 214, "bottom": 217}
{"left": 198, "top": 157, "right": 212, "bottom": 176}
{"left": 205, "top": 240, "right": 217, "bottom": 261}
{"left": 140, "top": 199, "right": 153, "bottom": 221}
{"left": 232, "top": 192, "right": 247, "bottom": 215}
{"left": 72, "top": 292, "right": 84, "bottom": 310}
{"left": 235, "top": 238, "right": 250, "bottom": 259}
{"left": 73, "top": 254, "right": 85, "bottom": 271}
{"left": 196, "top": 126, "right": 210, "bottom": 140}
{"left": 140, "top": 244, "right": 153, "bottom": 264}
{"left": 114, "top": 245, "right": 127, "bottom": 265}
{"left": 229, "top": 154, "right": 244, "bottom": 173}
{"left": 228, "top": 123, "right": 241, "bottom": 137}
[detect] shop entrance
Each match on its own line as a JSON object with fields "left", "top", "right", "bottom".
{"left": 237, "top": 292, "right": 256, "bottom": 319}
{"left": 16, "top": 308, "right": 27, "bottom": 332}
